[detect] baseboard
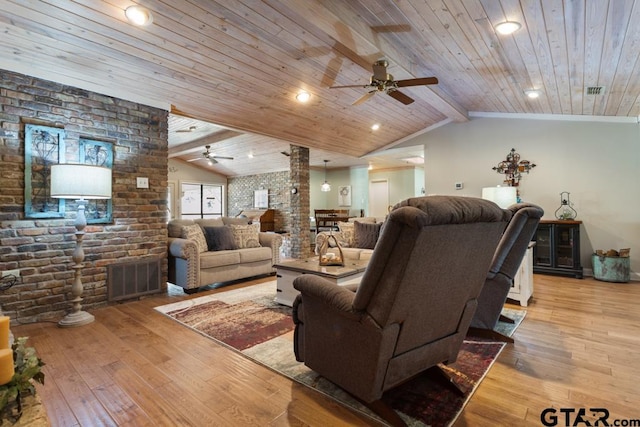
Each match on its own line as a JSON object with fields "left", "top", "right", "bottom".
{"left": 582, "top": 268, "right": 640, "bottom": 282}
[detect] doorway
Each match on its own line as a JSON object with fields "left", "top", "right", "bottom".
{"left": 369, "top": 179, "right": 389, "bottom": 218}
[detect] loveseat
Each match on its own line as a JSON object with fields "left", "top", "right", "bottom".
{"left": 167, "top": 218, "right": 283, "bottom": 293}
{"left": 315, "top": 216, "right": 385, "bottom": 261}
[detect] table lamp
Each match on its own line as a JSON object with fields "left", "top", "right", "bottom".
{"left": 481, "top": 186, "right": 518, "bottom": 209}
{"left": 50, "top": 164, "right": 112, "bottom": 327}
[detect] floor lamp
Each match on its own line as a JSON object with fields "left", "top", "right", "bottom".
{"left": 50, "top": 164, "right": 112, "bottom": 328}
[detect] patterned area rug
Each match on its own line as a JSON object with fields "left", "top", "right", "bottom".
{"left": 155, "top": 282, "right": 526, "bottom": 427}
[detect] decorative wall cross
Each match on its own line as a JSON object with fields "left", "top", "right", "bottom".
{"left": 492, "top": 148, "right": 536, "bottom": 186}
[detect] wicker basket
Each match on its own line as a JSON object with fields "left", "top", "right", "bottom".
{"left": 318, "top": 234, "right": 344, "bottom": 266}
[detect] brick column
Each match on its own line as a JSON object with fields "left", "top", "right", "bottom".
{"left": 289, "top": 145, "right": 310, "bottom": 259}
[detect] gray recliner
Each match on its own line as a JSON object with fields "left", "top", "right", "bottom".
{"left": 292, "top": 196, "right": 511, "bottom": 424}
{"left": 468, "top": 203, "right": 544, "bottom": 342}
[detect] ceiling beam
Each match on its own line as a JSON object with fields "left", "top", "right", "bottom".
{"left": 168, "top": 130, "right": 243, "bottom": 157}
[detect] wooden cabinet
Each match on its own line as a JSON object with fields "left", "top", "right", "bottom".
{"left": 238, "top": 209, "right": 275, "bottom": 232}
{"left": 533, "top": 220, "right": 583, "bottom": 278}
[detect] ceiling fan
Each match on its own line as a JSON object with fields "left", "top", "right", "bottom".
{"left": 330, "top": 60, "right": 438, "bottom": 105}
{"left": 176, "top": 125, "right": 197, "bottom": 133}
{"left": 187, "top": 145, "right": 234, "bottom": 164}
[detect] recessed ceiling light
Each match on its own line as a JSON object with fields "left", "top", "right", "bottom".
{"left": 371, "top": 123, "right": 380, "bottom": 131}
{"left": 495, "top": 21, "right": 521, "bottom": 35}
{"left": 525, "top": 90, "right": 541, "bottom": 99}
{"left": 248, "top": 152, "right": 254, "bottom": 159}
{"left": 296, "top": 91, "right": 311, "bottom": 103}
{"left": 125, "top": 6, "right": 153, "bottom": 26}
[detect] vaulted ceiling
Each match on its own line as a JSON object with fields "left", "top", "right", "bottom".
{"left": 2, "top": 1, "right": 639, "bottom": 176}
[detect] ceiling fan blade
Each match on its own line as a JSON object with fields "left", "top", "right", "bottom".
{"left": 372, "top": 60, "right": 389, "bottom": 81}
{"left": 396, "top": 77, "right": 438, "bottom": 87}
{"left": 387, "top": 90, "right": 415, "bottom": 105}
{"left": 212, "top": 156, "right": 234, "bottom": 160}
{"left": 329, "top": 84, "right": 368, "bottom": 89}
{"left": 176, "top": 126, "right": 197, "bottom": 133}
{"left": 352, "top": 91, "right": 376, "bottom": 106}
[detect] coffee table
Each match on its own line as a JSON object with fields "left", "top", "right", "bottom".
{"left": 274, "top": 257, "right": 369, "bottom": 307}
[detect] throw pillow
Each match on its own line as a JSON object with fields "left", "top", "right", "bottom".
{"left": 230, "top": 223, "right": 261, "bottom": 249}
{"left": 337, "top": 222, "right": 354, "bottom": 247}
{"left": 202, "top": 226, "right": 238, "bottom": 251}
{"left": 180, "top": 224, "right": 208, "bottom": 253}
{"left": 354, "top": 221, "right": 383, "bottom": 250}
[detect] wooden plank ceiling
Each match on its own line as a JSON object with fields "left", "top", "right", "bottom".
{"left": 1, "top": 0, "right": 639, "bottom": 176}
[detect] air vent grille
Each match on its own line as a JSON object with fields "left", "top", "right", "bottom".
{"left": 108, "top": 257, "right": 161, "bottom": 302}
{"left": 585, "top": 86, "right": 605, "bottom": 96}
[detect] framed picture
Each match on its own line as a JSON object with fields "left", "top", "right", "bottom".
{"left": 24, "top": 124, "right": 66, "bottom": 218}
{"left": 79, "top": 138, "right": 113, "bottom": 223}
{"left": 254, "top": 189, "right": 268, "bottom": 209}
{"left": 338, "top": 185, "right": 351, "bottom": 206}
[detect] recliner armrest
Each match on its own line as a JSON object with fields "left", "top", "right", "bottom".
{"left": 293, "top": 274, "right": 360, "bottom": 318}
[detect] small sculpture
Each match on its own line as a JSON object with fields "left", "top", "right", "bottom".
{"left": 555, "top": 191, "right": 577, "bottom": 220}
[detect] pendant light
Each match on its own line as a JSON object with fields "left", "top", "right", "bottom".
{"left": 321, "top": 160, "right": 331, "bottom": 192}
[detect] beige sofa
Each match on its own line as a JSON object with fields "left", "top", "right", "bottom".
{"left": 167, "top": 218, "right": 283, "bottom": 293}
{"left": 315, "top": 216, "right": 385, "bottom": 261}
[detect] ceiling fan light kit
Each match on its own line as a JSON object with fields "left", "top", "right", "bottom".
{"left": 330, "top": 60, "right": 438, "bottom": 106}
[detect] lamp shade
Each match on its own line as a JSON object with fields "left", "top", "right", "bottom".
{"left": 482, "top": 186, "right": 517, "bottom": 209}
{"left": 50, "top": 164, "right": 112, "bottom": 199}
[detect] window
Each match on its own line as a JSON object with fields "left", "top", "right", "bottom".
{"left": 180, "top": 183, "right": 223, "bottom": 219}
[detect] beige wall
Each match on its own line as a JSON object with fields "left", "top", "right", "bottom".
{"left": 310, "top": 166, "right": 423, "bottom": 216}
{"left": 168, "top": 158, "right": 227, "bottom": 187}
{"left": 369, "top": 167, "right": 424, "bottom": 208}
{"left": 168, "top": 158, "right": 227, "bottom": 217}
{"left": 405, "top": 116, "right": 639, "bottom": 279}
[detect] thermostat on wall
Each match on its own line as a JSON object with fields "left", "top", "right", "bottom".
{"left": 455, "top": 182, "right": 464, "bottom": 190}
{"left": 136, "top": 177, "right": 149, "bottom": 189}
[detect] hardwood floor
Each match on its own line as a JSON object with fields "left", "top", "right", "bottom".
{"left": 12, "top": 274, "right": 640, "bottom": 426}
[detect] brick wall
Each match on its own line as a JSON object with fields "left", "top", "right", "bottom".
{"left": 289, "top": 145, "right": 311, "bottom": 259}
{"left": 0, "top": 70, "right": 168, "bottom": 323}
{"left": 227, "top": 147, "right": 312, "bottom": 259}
{"left": 227, "top": 171, "right": 291, "bottom": 232}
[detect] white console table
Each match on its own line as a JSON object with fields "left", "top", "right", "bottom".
{"left": 508, "top": 242, "right": 535, "bottom": 306}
